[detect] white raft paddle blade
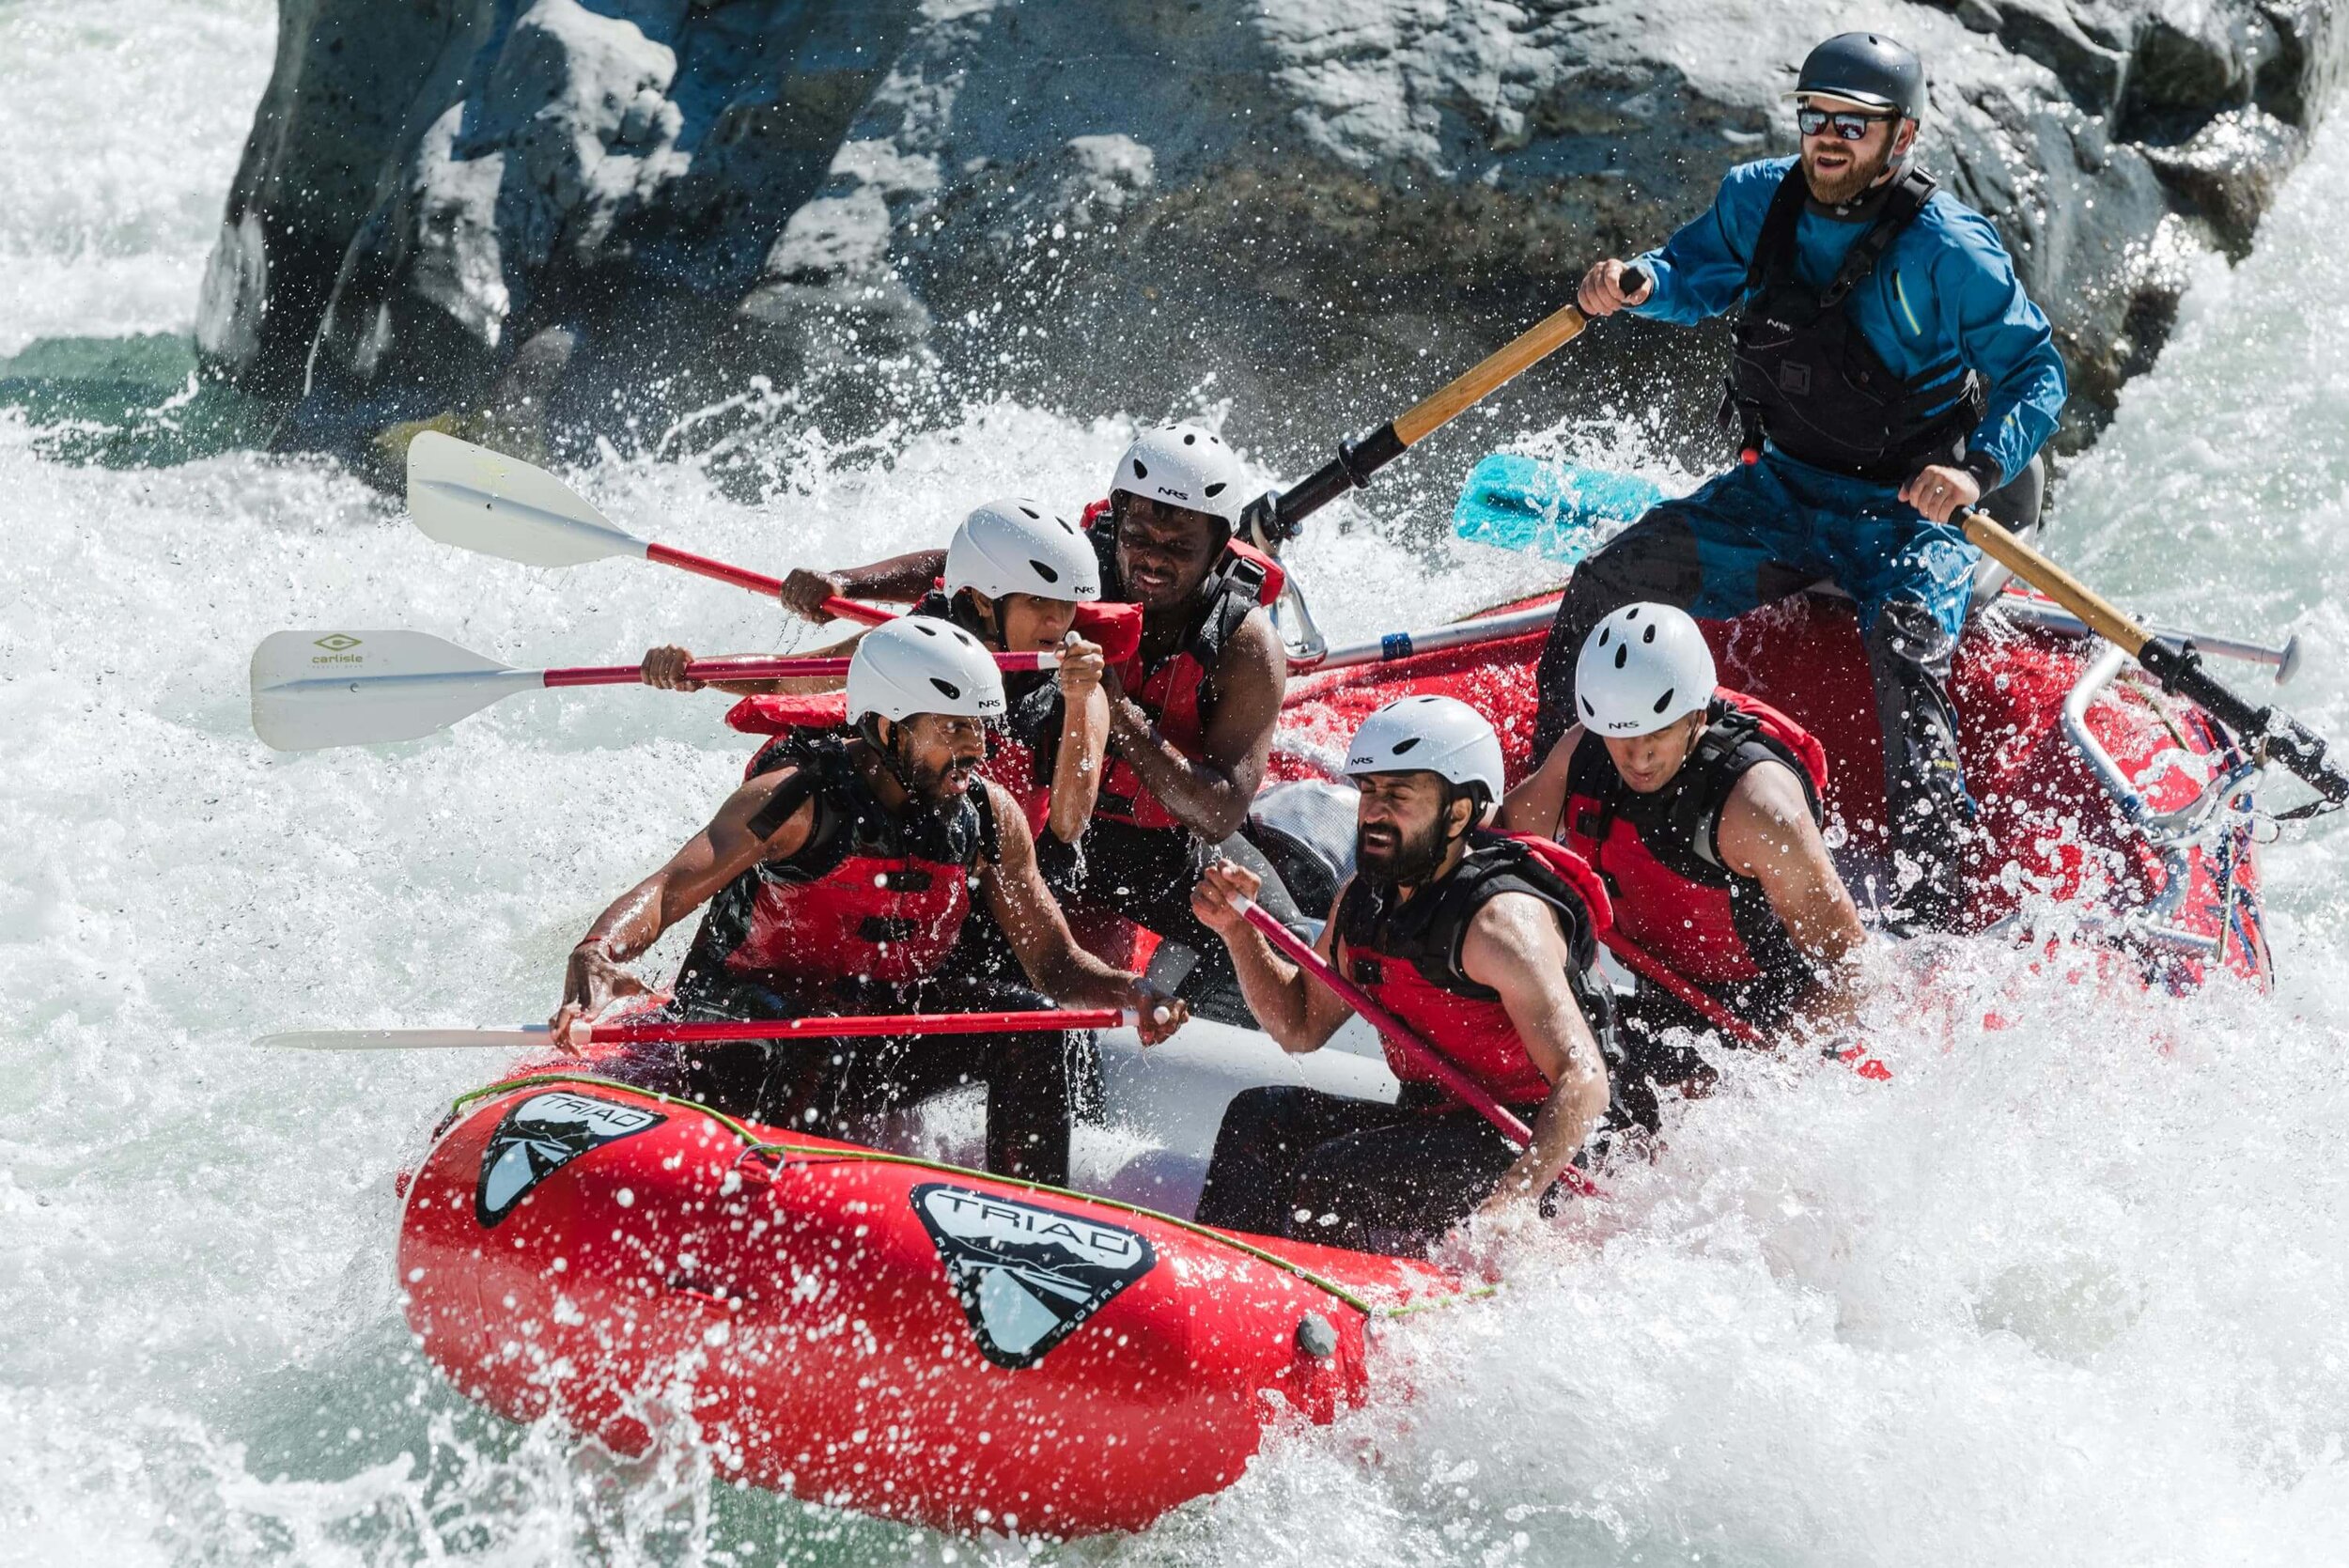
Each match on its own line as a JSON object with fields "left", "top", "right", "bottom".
{"left": 405, "top": 430, "right": 647, "bottom": 568}
{"left": 256, "top": 1026, "right": 552, "bottom": 1051}
{"left": 251, "top": 629, "right": 543, "bottom": 751}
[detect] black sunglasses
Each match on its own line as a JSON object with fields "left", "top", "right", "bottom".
{"left": 1797, "top": 107, "right": 1895, "bottom": 139}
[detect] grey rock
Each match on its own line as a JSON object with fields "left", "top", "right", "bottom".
{"left": 207, "top": 0, "right": 2346, "bottom": 474}
{"left": 209, "top": 0, "right": 910, "bottom": 449}
{"left": 198, "top": 0, "right": 488, "bottom": 396}
{"left": 2140, "top": 104, "right": 2307, "bottom": 253}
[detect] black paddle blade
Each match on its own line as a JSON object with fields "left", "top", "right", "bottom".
{"left": 2141, "top": 639, "right": 2349, "bottom": 812}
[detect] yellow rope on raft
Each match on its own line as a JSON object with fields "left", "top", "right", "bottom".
{"left": 448, "top": 1072, "right": 1499, "bottom": 1320}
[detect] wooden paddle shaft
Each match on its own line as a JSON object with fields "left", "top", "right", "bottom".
{"left": 1267, "top": 267, "right": 1644, "bottom": 536}
{"left": 1963, "top": 505, "right": 2349, "bottom": 805}
{"left": 1960, "top": 509, "right": 2152, "bottom": 654}
{"left": 1392, "top": 301, "right": 1594, "bottom": 445}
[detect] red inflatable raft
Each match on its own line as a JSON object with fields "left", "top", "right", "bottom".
{"left": 399, "top": 581, "right": 2273, "bottom": 1538}
{"left": 399, "top": 1067, "right": 1454, "bottom": 1535}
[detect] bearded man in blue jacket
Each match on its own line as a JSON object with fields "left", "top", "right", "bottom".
{"left": 1533, "top": 32, "right": 2067, "bottom": 932}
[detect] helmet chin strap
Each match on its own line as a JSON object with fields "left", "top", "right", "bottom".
{"left": 1881, "top": 116, "right": 1920, "bottom": 176}
{"left": 867, "top": 715, "right": 924, "bottom": 800}
{"left": 962, "top": 589, "right": 1005, "bottom": 649}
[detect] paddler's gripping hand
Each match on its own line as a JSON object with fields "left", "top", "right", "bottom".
{"left": 550, "top": 942, "right": 647, "bottom": 1053}
{"left": 1897, "top": 462, "right": 1983, "bottom": 525}
{"left": 640, "top": 645, "right": 703, "bottom": 691}
{"left": 1130, "top": 980, "right": 1188, "bottom": 1047}
{"left": 1190, "top": 859, "right": 1262, "bottom": 939}
{"left": 1055, "top": 631, "right": 1105, "bottom": 701}
{"left": 1576, "top": 258, "right": 1653, "bottom": 318}
{"left": 778, "top": 568, "right": 848, "bottom": 624}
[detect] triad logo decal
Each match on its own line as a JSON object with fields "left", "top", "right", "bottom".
{"left": 474, "top": 1091, "right": 665, "bottom": 1228}
{"left": 911, "top": 1183, "right": 1157, "bottom": 1369}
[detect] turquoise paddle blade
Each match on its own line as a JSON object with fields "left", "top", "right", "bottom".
{"left": 1452, "top": 453, "right": 1666, "bottom": 564}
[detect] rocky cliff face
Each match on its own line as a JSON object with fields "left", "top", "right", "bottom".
{"left": 201, "top": 0, "right": 2341, "bottom": 479}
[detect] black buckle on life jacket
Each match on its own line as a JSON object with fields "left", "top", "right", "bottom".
{"left": 876, "top": 867, "right": 935, "bottom": 893}
{"left": 1350, "top": 955, "right": 1384, "bottom": 986}
{"left": 858, "top": 916, "right": 926, "bottom": 943}
{"left": 1718, "top": 381, "right": 1768, "bottom": 465}
{"left": 1217, "top": 546, "right": 1270, "bottom": 606}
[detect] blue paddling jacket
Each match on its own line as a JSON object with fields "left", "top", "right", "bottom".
{"left": 1630, "top": 156, "right": 2065, "bottom": 489}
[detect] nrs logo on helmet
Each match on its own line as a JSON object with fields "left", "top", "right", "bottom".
{"left": 848, "top": 617, "right": 1007, "bottom": 723}
{"left": 1345, "top": 694, "right": 1507, "bottom": 802}
{"left": 1574, "top": 603, "right": 1718, "bottom": 737}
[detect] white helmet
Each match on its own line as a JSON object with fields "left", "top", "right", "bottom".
{"left": 943, "top": 497, "right": 1100, "bottom": 603}
{"left": 1109, "top": 423, "right": 1250, "bottom": 526}
{"left": 1344, "top": 695, "right": 1506, "bottom": 802}
{"left": 1575, "top": 602, "right": 1716, "bottom": 737}
{"left": 847, "top": 616, "right": 1005, "bottom": 724}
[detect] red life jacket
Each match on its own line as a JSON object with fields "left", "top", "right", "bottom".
{"left": 679, "top": 730, "right": 998, "bottom": 992}
{"left": 1334, "top": 831, "right": 1618, "bottom": 1109}
{"left": 1081, "top": 499, "right": 1286, "bottom": 831}
{"left": 1562, "top": 691, "right": 1828, "bottom": 1002}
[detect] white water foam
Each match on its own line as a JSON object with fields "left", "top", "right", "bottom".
{"left": 0, "top": 0, "right": 272, "bottom": 358}
{"left": 2, "top": 4, "right": 2345, "bottom": 1562}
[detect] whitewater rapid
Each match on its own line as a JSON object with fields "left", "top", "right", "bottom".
{"left": 4, "top": 3, "right": 2346, "bottom": 1563}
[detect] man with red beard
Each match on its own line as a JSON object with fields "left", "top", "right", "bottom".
{"left": 1534, "top": 32, "right": 2066, "bottom": 933}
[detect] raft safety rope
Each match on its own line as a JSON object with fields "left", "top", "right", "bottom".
{"left": 448, "top": 1073, "right": 1500, "bottom": 1321}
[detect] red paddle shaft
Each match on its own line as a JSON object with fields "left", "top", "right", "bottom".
{"left": 643, "top": 541, "right": 1145, "bottom": 661}
{"left": 642, "top": 542, "right": 890, "bottom": 625}
{"left": 1596, "top": 932, "right": 1766, "bottom": 1047}
{"left": 539, "top": 651, "right": 1056, "bottom": 689}
{"left": 577, "top": 1007, "right": 1133, "bottom": 1048}
{"left": 646, "top": 537, "right": 1148, "bottom": 669}
{"left": 1235, "top": 900, "right": 1606, "bottom": 1200}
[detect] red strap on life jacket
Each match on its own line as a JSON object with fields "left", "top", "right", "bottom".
{"left": 1223, "top": 536, "right": 1287, "bottom": 606}
{"left": 1494, "top": 831, "right": 1614, "bottom": 936}
{"left": 1719, "top": 688, "right": 1829, "bottom": 799}
{"left": 1078, "top": 496, "right": 1289, "bottom": 610}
